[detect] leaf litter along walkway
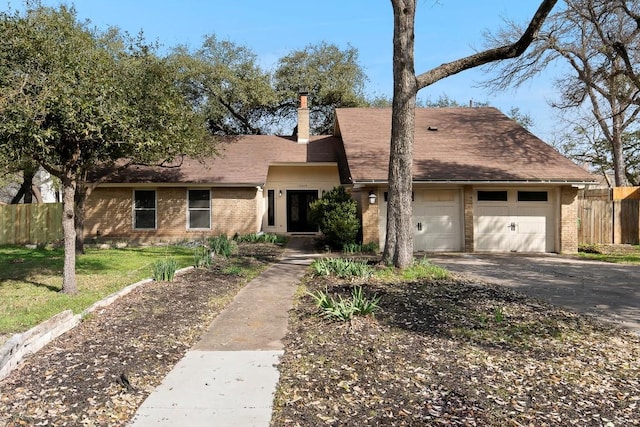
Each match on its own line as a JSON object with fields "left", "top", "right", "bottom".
{"left": 272, "top": 274, "right": 640, "bottom": 426}
{"left": 0, "top": 243, "right": 285, "bottom": 427}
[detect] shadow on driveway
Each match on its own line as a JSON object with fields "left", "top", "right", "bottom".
{"left": 427, "top": 253, "right": 640, "bottom": 334}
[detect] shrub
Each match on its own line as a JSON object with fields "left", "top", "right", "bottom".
{"left": 309, "top": 186, "right": 360, "bottom": 248}
{"left": 343, "top": 241, "right": 379, "bottom": 254}
{"left": 152, "top": 258, "right": 178, "bottom": 281}
{"left": 310, "top": 257, "right": 373, "bottom": 279}
{"left": 308, "top": 285, "right": 381, "bottom": 321}
{"left": 193, "top": 245, "right": 211, "bottom": 268}
{"left": 234, "top": 232, "right": 284, "bottom": 244}
{"left": 208, "top": 235, "right": 235, "bottom": 257}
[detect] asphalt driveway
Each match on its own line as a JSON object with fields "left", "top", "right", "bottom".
{"left": 427, "top": 253, "right": 640, "bottom": 334}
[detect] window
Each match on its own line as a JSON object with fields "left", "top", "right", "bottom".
{"left": 477, "top": 190, "right": 508, "bottom": 201}
{"left": 267, "top": 190, "right": 275, "bottom": 226}
{"left": 518, "top": 191, "right": 548, "bottom": 202}
{"left": 188, "top": 189, "right": 211, "bottom": 229}
{"left": 134, "top": 190, "right": 156, "bottom": 229}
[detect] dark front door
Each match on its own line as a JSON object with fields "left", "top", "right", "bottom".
{"left": 287, "top": 190, "right": 318, "bottom": 232}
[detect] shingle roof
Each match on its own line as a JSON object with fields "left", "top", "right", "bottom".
{"left": 335, "top": 107, "right": 596, "bottom": 183}
{"left": 98, "top": 135, "right": 344, "bottom": 185}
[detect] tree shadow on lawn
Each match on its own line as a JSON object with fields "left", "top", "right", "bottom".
{"left": 0, "top": 278, "right": 61, "bottom": 293}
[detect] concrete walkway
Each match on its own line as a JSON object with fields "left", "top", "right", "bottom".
{"left": 129, "top": 238, "right": 317, "bottom": 427}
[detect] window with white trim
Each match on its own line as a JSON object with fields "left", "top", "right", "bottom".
{"left": 188, "top": 189, "right": 211, "bottom": 229}
{"left": 133, "top": 190, "right": 156, "bottom": 229}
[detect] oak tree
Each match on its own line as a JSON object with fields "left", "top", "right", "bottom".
{"left": 0, "top": 5, "right": 209, "bottom": 293}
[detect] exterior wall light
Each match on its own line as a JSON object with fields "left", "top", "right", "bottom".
{"left": 279, "top": 190, "right": 282, "bottom": 197}
{"left": 368, "top": 190, "right": 377, "bottom": 205}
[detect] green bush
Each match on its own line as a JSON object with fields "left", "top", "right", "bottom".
{"left": 309, "top": 186, "right": 360, "bottom": 248}
{"left": 310, "top": 257, "right": 373, "bottom": 279}
{"left": 308, "top": 285, "right": 381, "bottom": 321}
{"left": 208, "top": 235, "right": 235, "bottom": 257}
{"left": 152, "top": 258, "right": 178, "bottom": 281}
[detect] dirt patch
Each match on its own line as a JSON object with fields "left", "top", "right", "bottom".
{"left": 272, "top": 274, "right": 640, "bottom": 426}
{"left": 0, "top": 243, "right": 284, "bottom": 427}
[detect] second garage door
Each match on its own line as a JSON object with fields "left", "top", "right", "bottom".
{"left": 474, "top": 189, "right": 554, "bottom": 252}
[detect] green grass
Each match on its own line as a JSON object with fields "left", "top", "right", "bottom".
{"left": 0, "top": 245, "right": 194, "bottom": 335}
{"left": 577, "top": 244, "right": 640, "bottom": 264}
{"left": 375, "top": 257, "right": 451, "bottom": 282}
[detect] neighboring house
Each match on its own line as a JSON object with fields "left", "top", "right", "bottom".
{"left": 84, "top": 95, "right": 596, "bottom": 253}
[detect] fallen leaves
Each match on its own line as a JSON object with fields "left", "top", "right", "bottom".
{"left": 0, "top": 243, "right": 284, "bottom": 426}
{"left": 272, "top": 276, "right": 640, "bottom": 426}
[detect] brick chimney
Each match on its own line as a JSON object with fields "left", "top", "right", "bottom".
{"left": 297, "top": 91, "right": 310, "bottom": 144}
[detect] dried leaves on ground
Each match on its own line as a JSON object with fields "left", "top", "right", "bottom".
{"left": 272, "top": 273, "right": 640, "bottom": 426}
{"left": 0, "top": 243, "right": 283, "bottom": 427}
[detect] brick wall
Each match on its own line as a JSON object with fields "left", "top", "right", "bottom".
{"left": 560, "top": 186, "right": 579, "bottom": 253}
{"left": 359, "top": 189, "right": 380, "bottom": 246}
{"left": 84, "top": 186, "right": 259, "bottom": 243}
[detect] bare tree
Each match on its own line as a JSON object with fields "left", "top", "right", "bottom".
{"left": 482, "top": 0, "right": 640, "bottom": 186}
{"left": 384, "top": 0, "right": 558, "bottom": 268}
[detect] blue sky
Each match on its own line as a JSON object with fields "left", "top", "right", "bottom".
{"left": 4, "top": 0, "right": 561, "bottom": 139}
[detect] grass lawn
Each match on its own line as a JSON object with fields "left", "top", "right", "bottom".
{"left": 0, "top": 244, "right": 195, "bottom": 336}
{"left": 577, "top": 243, "right": 640, "bottom": 264}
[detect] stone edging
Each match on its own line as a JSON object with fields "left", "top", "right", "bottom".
{"left": 0, "top": 266, "right": 194, "bottom": 381}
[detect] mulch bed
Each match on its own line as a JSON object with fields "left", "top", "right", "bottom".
{"left": 272, "top": 273, "right": 640, "bottom": 426}
{"left": 0, "top": 243, "right": 284, "bottom": 426}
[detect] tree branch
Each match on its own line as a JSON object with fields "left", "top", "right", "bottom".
{"left": 416, "top": 0, "right": 558, "bottom": 90}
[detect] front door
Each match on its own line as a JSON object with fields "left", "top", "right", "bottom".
{"left": 287, "top": 190, "right": 318, "bottom": 232}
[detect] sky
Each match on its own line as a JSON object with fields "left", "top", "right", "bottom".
{"left": 3, "top": 0, "right": 562, "bottom": 140}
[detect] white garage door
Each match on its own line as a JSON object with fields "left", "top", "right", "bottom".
{"left": 474, "top": 189, "right": 553, "bottom": 252}
{"left": 414, "top": 190, "right": 462, "bottom": 251}
{"left": 378, "top": 189, "right": 462, "bottom": 252}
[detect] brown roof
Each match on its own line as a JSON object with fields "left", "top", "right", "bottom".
{"left": 99, "top": 135, "right": 344, "bottom": 185}
{"left": 335, "top": 107, "right": 597, "bottom": 183}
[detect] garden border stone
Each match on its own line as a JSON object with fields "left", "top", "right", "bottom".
{"left": 0, "top": 266, "right": 193, "bottom": 381}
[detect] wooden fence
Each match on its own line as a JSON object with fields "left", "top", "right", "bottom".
{"left": 0, "top": 203, "right": 63, "bottom": 245}
{"left": 578, "top": 188, "right": 640, "bottom": 245}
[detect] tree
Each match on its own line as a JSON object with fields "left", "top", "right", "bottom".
{"left": 173, "top": 39, "right": 368, "bottom": 136}
{"left": 171, "top": 35, "right": 276, "bottom": 135}
{"left": 384, "top": 0, "right": 557, "bottom": 268}
{"left": 0, "top": 5, "right": 209, "bottom": 293}
{"left": 274, "top": 42, "right": 368, "bottom": 134}
{"left": 482, "top": 0, "right": 640, "bottom": 186}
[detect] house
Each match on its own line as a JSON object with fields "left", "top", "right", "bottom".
{"left": 84, "top": 94, "right": 596, "bottom": 253}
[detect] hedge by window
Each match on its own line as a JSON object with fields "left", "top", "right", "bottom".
{"left": 188, "top": 189, "right": 211, "bottom": 229}
{"left": 134, "top": 190, "right": 156, "bottom": 229}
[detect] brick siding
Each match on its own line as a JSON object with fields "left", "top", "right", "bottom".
{"left": 84, "top": 186, "right": 259, "bottom": 243}
{"left": 560, "top": 186, "right": 579, "bottom": 253}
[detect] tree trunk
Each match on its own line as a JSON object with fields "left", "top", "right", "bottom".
{"left": 610, "top": 96, "right": 630, "bottom": 186}
{"left": 61, "top": 176, "right": 78, "bottom": 294}
{"left": 10, "top": 167, "right": 36, "bottom": 204}
{"left": 74, "top": 184, "right": 87, "bottom": 254}
{"left": 383, "top": 0, "right": 417, "bottom": 268}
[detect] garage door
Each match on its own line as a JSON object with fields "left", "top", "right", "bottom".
{"left": 378, "top": 189, "right": 462, "bottom": 252}
{"left": 474, "top": 189, "right": 553, "bottom": 252}
{"left": 414, "top": 190, "right": 462, "bottom": 251}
